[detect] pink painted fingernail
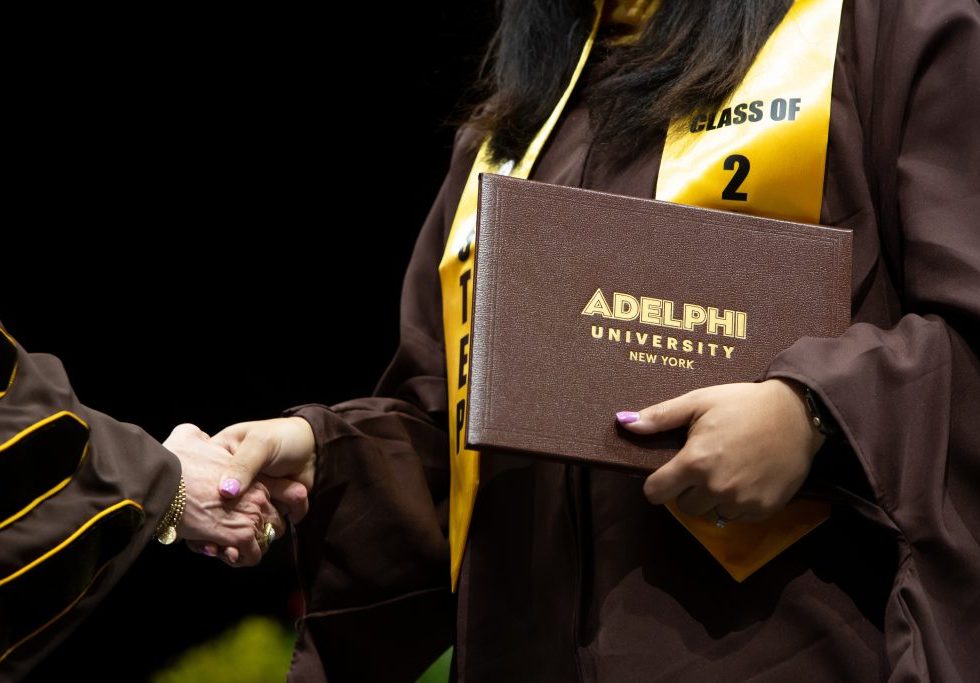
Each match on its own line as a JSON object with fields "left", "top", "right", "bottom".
{"left": 616, "top": 411, "right": 640, "bottom": 424}
{"left": 202, "top": 545, "right": 217, "bottom": 557}
{"left": 220, "top": 478, "right": 241, "bottom": 496}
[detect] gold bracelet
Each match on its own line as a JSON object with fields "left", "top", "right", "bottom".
{"left": 154, "top": 476, "right": 186, "bottom": 545}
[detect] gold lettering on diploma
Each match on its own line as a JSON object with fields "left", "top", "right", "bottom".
{"left": 582, "top": 288, "right": 744, "bottom": 371}
{"left": 582, "top": 288, "right": 747, "bottom": 338}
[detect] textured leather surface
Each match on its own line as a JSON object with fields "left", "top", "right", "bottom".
{"left": 466, "top": 173, "right": 852, "bottom": 471}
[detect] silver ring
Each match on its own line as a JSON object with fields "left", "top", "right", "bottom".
{"left": 712, "top": 508, "right": 728, "bottom": 529}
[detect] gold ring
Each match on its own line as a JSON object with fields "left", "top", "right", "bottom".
{"left": 257, "top": 522, "right": 277, "bottom": 552}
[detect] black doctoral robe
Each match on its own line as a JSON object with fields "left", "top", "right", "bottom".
{"left": 286, "top": 1, "right": 980, "bottom": 680}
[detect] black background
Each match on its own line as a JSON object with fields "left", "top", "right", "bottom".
{"left": 5, "top": 5, "right": 494, "bottom": 681}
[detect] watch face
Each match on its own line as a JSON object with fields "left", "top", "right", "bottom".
{"left": 158, "top": 526, "right": 178, "bottom": 545}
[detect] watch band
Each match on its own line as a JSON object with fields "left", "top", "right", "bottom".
{"left": 802, "top": 386, "right": 841, "bottom": 439}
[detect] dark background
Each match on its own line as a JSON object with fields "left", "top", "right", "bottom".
{"left": 5, "top": 5, "right": 494, "bottom": 681}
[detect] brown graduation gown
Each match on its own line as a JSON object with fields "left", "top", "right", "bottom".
{"left": 286, "top": 1, "right": 980, "bottom": 680}
{"left": 0, "top": 325, "right": 180, "bottom": 682}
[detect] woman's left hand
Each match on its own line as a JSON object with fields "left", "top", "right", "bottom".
{"left": 616, "top": 378, "right": 825, "bottom": 522}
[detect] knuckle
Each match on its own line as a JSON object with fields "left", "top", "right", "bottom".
{"left": 758, "top": 494, "right": 783, "bottom": 514}
{"left": 648, "top": 403, "right": 668, "bottom": 424}
{"left": 708, "top": 475, "right": 737, "bottom": 498}
{"left": 242, "top": 486, "right": 272, "bottom": 506}
{"left": 207, "top": 527, "right": 238, "bottom": 546}
{"left": 168, "top": 423, "right": 197, "bottom": 441}
{"left": 682, "top": 447, "right": 716, "bottom": 477}
{"left": 267, "top": 509, "right": 286, "bottom": 528}
{"left": 704, "top": 479, "right": 727, "bottom": 497}
{"left": 247, "top": 511, "right": 264, "bottom": 528}
{"left": 229, "top": 528, "right": 255, "bottom": 547}
{"left": 732, "top": 490, "right": 760, "bottom": 510}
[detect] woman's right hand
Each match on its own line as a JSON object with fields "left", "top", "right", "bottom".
{"left": 210, "top": 417, "right": 317, "bottom": 515}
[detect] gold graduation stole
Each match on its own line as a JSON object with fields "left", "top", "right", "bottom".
{"left": 439, "top": 0, "right": 844, "bottom": 590}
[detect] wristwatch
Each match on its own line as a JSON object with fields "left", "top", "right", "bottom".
{"left": 801, "top": 386, "right": 841, "bottom": 439}
{"left": 154, "top": 476, "right": 186, "bottom": 545}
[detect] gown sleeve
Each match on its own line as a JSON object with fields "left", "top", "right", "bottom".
{"left": 0, "top": 324, "right": 181, "bottom": 682}
{"left": 763, "top": 1, "right": 980, "bottom": 679}
{"left": 284, "top": 126, "right": 481, "bottom": 683}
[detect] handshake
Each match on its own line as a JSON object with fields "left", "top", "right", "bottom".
{"left": 161, "top": 416, "right": 317, "bottom": 566}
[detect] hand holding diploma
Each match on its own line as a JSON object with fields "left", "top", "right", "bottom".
{"left": 617, "top": 378, "right": 825, "bottom": 524}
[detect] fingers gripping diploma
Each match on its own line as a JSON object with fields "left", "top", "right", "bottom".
{"left": 616, "top": 379, "right": 825, "bottom": 523}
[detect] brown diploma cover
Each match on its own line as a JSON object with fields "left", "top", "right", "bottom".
{"left": 465, "top": 173, "right": 852, "bottom": 472}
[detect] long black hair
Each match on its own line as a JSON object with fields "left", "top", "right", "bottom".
{"left": 461, "top": 0, "right": 793, "bottom": 169}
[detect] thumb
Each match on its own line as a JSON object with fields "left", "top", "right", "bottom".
{"left": 615, "top": 390, "right": 701, "bottom": 434}
{"left": 217, "top": 427, "right": 276, "bottom": 499}
{"left": 211, "top": 421, "right": 252, "bottom": 452}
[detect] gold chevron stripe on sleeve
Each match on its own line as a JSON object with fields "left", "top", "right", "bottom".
{"left": 0, "top": 411, "right": 91, "bottom": 531}
{"left": 0, "top": 500, "right": 144, "bottom": 662}
{"left": 0, "top": 327, "right": 17, "bottom": 400}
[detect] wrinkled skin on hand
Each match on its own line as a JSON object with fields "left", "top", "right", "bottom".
{"left": 163, "top": 423, "right": 302, "bottom": 566}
